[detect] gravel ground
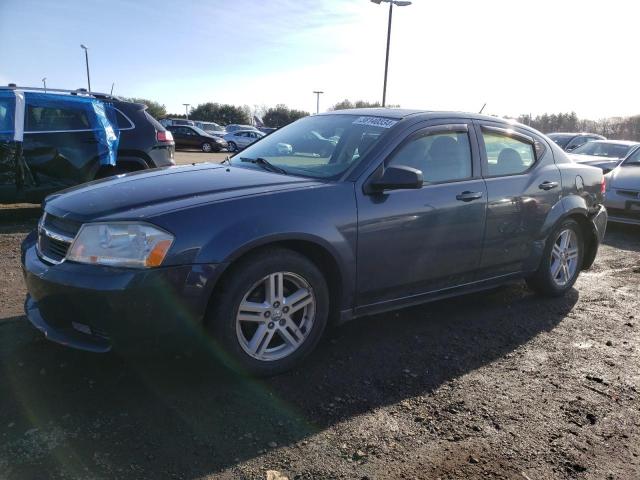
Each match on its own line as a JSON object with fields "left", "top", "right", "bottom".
{"left": 0, "top": 205, "right": 638, "bottom": 480}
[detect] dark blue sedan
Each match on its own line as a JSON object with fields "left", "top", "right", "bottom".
{"left": 21, "top": 109, "right": 608, "bottom": 375}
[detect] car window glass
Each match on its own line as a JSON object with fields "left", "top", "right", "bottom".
{"left": 567, "top": 137, "right": 587, "bottom": 149}
{"left": 572, "top": 142, "right": 632, "bottom": 158}
{"left": 25, "top": 104, "right": 91, "bottom": 131}
{"left": 0, "top": 97, "right": 13, "bottom": 136}
{"left": 483, "top": 132, "right": 535, "bottom": 176}
{"left": 388, "top": 131, "right": 472, "bottom": 183}
{"left": 115, "top": 109, "right": 134, "bottom": 129}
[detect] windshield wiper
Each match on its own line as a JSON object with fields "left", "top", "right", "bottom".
{"left": 240, "top": 157, "right": 287, "bottom": 175}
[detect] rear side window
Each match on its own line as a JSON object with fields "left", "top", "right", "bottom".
{"left": 388, "top": 131, "right": 472, "bottom": 183}
{"left": 482, "top": 132, "right": 535, "bottom": 176}
{"left": 25, "top": 104, "right": 91, "bottom": 132}
{"left": 115, "top": 109, "right": 134, "bottom": 130}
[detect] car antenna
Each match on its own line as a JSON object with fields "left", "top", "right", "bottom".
{"left": 479, "top": 103, "right": 487, "bottom": 114}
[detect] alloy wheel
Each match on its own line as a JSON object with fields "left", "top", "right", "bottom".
{"left": 550, "top": 228, "right": 579, "bottom": 286}
{"left": 235, "top": 272, "right": 316, "bottom": 362}
{"left": 202, "top": 143, "right": 212, "bottom": 152}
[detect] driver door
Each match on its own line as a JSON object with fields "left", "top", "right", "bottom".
{"left": 355, "top": 121, "right": 487, "bottom": 310}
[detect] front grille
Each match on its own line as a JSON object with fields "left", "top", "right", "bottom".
{"left": 607, "top": 207, "right": 640, "bottom": 220}
{"left": 37, "top": 213, "right": 81, "bottom": 264}
{"left": 616, "top": 189, "right": 640, "bottom": 199}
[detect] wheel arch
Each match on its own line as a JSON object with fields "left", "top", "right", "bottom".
{"left": 209, "top": 235, "right": 348, "bottom": 325}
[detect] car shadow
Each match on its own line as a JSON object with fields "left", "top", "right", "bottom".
{"left": 603, "top": 222, "right": 640, "bottom": 252}
{"left": 0, "top": 283, "right": 577, "bottom": 478}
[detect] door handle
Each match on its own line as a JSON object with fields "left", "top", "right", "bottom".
{"left": 456, "top": 191, "right": 484, "bottom": 202}
{"left": 539, "top": 181, "right": 559, "bottom": 190}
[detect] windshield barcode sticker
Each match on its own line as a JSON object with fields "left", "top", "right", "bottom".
{"left": 353, "top": 117, "right": 398, "bottom": 129}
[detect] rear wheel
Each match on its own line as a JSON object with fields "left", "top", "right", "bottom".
{"left": 526, "top": 219, "right": 583, "bottom": 296}
{"left": 208, "top": 248, "right": 329, "bottom": 376}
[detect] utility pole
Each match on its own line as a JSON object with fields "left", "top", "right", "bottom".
{"left": 313, "top": 91, "right": 324, "bottom": 114}
{"left": 80, "top": 44, "right": 91, "bottom": 92}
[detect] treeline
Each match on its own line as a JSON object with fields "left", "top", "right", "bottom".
{"left": 516, "top": 112, "right": 640, "bottom": 141}
{"left": 126, "top": 97, "right": 392, "bottom": 128}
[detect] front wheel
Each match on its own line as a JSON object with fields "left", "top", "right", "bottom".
{"left": 526, "top": 219, "right": 584, "bottom": 296}
{"left": 207, "top": 248, "right": 329, "bottom": 376}
{"left": 201, "top": 142, "right": 213, "bottom": 153}
{"left": 227, "top": 141, "right": 238, "bottom": 152}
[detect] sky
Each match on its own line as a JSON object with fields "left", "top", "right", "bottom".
{"left": 1, "top": 0, "right": 638, "bottom": 119}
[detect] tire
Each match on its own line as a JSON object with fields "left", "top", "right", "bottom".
{"left": 201, "top": 142, "right": 213, "bottom": 153}
{"left": 526, "top": 219, "right": 584, "bottom": 297}
{"left": 207, "top": 248, "right": 329, "bottom": 376}
{"left": 228, "top": 141, "right": 238, "bottom": 152}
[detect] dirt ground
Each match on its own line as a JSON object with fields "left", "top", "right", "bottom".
{"left": 0, "top": 203, "right": 638, "bottom": 480}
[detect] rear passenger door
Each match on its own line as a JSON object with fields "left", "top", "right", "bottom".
{"left": 475, "top": 121, "right": 562, "bottom": 278}
{"left": 22, "top": 94, "right": 105, "bottom": 198}
{"left": 356, "top": 121, "right": 488, "bottom": 308}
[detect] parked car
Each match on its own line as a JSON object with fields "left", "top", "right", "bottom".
{"left": 604, "top": 147, "right": 640, "bottom": 225}
{"left": 225, "top": 124, "right": 260, "bottom": 134}
{"left": 223, "top": 129, "right": 264, "bottom": 152}
{"left": 547, "top": 132, "right": 605, "bottom": 152}
{"left": 0, "top": 86, "right": 175, "bottom": 204}
{"left": 568, "top": 140, "right": 640, "bottom": 173}
{"left": 21, "top": 109, "right": 607, "bottom": 376}
{"left": 159, "top": 118, "right": 194, "bottom": 127}
{"left": 194, "top": 121, "right": 226, "bottom": 137}
{"left": 166, "top": 125, "right": 228, "bottom": 152}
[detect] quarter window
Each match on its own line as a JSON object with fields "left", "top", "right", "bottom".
{"left": 388, "top": 131, "right": 472, "bottom": 183}
{"left": 482, "top": 132, "right": 535, "bottom": 176}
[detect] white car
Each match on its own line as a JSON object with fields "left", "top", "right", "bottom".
{"left": 604, "top": 148, "right": 640, "bottom": 225}
{"left": 223, "top": 130, "right": 264, "bottom": 152}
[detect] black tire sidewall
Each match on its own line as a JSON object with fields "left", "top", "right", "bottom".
{"left": 201, "top": 142, "right": 212, "bottom": 152}
{"left": 208, "top": 249, "right": 329, "bottom": 376}
{"left": 228, "top": 142, "right": 237, "bottom": 152}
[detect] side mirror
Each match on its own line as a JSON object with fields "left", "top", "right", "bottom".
{"left": 367, "top": 165, "right": 423, "bottom": 193}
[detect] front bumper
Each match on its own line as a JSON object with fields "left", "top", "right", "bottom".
{"left": 604, "top": 190, "right": 640, "bottom": 225}
{"left": 21, "top": 233, "right": 222, "bottom": 352}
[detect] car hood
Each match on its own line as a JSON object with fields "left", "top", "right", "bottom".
{"left": 44, "top": 164, "right": 321, "bottom": 222}
{"left": 607, "top": 164, "right": 640, "bottom": 190}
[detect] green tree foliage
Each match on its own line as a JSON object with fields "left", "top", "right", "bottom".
{"left": 189, "top": 103, "right": 251, "bottom": 126}
{"left": 121, "top": 97, "right": 167, "bottom": 120}
{"left": 516, "top": 112, "right": 640, "bottom": 141}
{"left": 330, "top": 99, "right": 400, "bottom": 110}
{"left": 263, "top": 104, "right": 309, "bottom": 128}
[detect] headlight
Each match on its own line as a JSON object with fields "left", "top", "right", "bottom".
{"left": 66, "top": 223, "right": 174, "bottom": 268}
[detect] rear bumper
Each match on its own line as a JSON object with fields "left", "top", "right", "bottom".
{"left": 582, "top": 204, "right": 608, "bottom": 269}
{"left": 21, "top": 234, "right": 222, "bottom": 352}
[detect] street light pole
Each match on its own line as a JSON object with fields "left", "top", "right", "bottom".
{"left": 371, "top": 0, "right": 412, "bottom": 107}
{"left": 313, "top": 91, "right": 324, "bottom": 114}
{"left": 80, "top": 44, "right": 91, "bottom": 92}
{"left": 42, "top": 77, "right": 47, "bottom": 93}
{"left": 183, "top": 103, "right": 191, "bottom": 120}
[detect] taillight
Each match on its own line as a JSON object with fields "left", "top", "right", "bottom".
{"left": 600, "top": 176, "right": 606, "bottom": 195}
{"left": 157, "top": 130, "right": 173, "bottom": 142}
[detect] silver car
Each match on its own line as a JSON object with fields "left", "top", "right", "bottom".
{"left": 604, "top": 149, "right": 640, "bottom": 225}
{"left": 568, "top": 140, "right": 640, "bottom": 173}
{"left": 224, "top": 129, "right": 265, "bottom": 152}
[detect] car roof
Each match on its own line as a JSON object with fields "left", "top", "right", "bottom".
{"left": 232, "top": 129, "right": 263, "bottom": 134}
{"left": 586, "top": 139, "right": 639, "bottom": 146}
{"left": 318, "top": 107, "right": 534, "bottom": 124}
{"left": 547, "top": 132, "right": 603, "bottom": 137}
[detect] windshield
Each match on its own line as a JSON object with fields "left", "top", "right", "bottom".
{"left": 230, "top": 114, "right": 396, "bottom": 179}
{"left": 191, "top": 126, "right": 211, "bottom": 136}
{"left": 547, "top": 134, "right": 573, "bottom": 148}
{"left": 571, "top": 141, "right": 634, "bottom": 158}
{"left": 623, "top": 147, "right": 640, "bottom": 165}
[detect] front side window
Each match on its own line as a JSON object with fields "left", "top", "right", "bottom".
{"left": 0, "top": 94, "right": 15, "bottom": 140}
{"left": 387, "top": 130, "right": 472, "bottom": 183}
{"left": 230, "top": 114, "right": 394, "bottom": 179}
{"left": 483, "top": 132, "right": 535, "bottom": 176}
